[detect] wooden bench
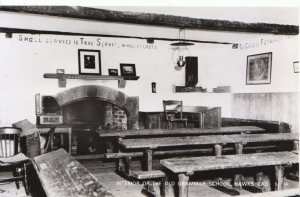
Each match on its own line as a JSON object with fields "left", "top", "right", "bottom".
{"left": 99, "top": 126, "right": 266, "bottom": 152}
{"left": 160, "top": 151, "right": 299, "bottom": 197}
{"left": 32, "top": 148, "right": 114, "bottom": 197}
{"left": 119, "top": 133, "right": 299, "bottom": 172}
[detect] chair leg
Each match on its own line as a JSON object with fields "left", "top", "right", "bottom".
{"left": 22, "top": 163, "right": 29, "bottom": 195}
{"left": 14, "top": 167, "right": 20, "bottom": 189}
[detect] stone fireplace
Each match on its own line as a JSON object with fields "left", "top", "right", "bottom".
{"left": 40, "top": 85, "right": 139, "bottom": 154}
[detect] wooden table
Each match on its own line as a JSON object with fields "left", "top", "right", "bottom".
{"left": 160, "top": 151, "right": 299, "bottom": 197}
{"left": 100, "top": 126, "right": 266, "bottom": 153}
{"left": 32, "top": 149, "right": 114, "bottom": 197}
{"left": 99, "top": 126, "right": 266, "bottom": 139}
{"left": 120, "top": 133, "right": 299, "bottom": 171}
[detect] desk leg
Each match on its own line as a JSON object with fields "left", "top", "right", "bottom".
{"left": 68, "top": 129, "right": 72, "bottom": 154}
{"left": 145, "top": 149, "right": 153, "bottom": 171}
{"left": 235, "top": 143, "right": 243, "bottom": 155}
{"left": 275, "top": 165, "right": 285, "bottom": 191}
{"left": 293, "top": 141, "right": 299, "bottom": 150}
{"left": 214, "top": 144, "right": 222, "bottom": 156}
{"left": 178, "top": 173, "right": 189, "bottom": 197}
{"left": 160, "top": 176, "right": 171, "bottom": 197}
{"left": 116, "top": 138, "right": 124, "bottom": 171}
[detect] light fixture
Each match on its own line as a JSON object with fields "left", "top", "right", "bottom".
{"left": 171, "top": 29, "right": 194, "bottom": 68}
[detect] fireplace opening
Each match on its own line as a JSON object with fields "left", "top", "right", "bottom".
{"left": 62, "top": 98, "right": 127, "bottom": 154}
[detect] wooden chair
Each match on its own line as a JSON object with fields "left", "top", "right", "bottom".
{"left": 0, "top": 127, "right": 29, "bottom": 194}
{"left": 163, "top": 100, "right": 188, "bottom": 129}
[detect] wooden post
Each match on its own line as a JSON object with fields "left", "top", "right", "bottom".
{"left": 178, "top": 173, "right": 189, "bottom": 197}
{"left": 293, "top": 140, "right": 299, "bottom": 150}
{"left": 275, "top": 165, "right": 285, "bottom": 191}
{"left": 214, "top": 144, "right": 222, "bottom": 156}
{"left": 235, "top": 143, "right": 243, "bottom": 155}
{"left": 145, "top": 149, "right": 153, "bottom": 171}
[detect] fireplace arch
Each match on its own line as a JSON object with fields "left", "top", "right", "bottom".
{"left": 54, "top": 85, "right": 139, "bottom": 129}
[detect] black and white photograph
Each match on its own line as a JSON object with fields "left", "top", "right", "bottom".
{"left": 78, "top": 49, "right": 101, "bottom": 75}
{"left": 0, "top": 1, "right": 299, "bottom": 197}
{"left": 120, "top": 64, "right": 136, "bottom": 76}
{"left": 246, "top": 52, "right": 272, "bottom": 85}
{"left": 108, "top": 69, "right": 119, "bottom": 76}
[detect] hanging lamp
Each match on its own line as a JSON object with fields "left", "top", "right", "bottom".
{"left": 171, "top": 29, "right": 194, "bottom": 68}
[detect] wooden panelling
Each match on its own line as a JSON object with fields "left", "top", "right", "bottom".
{"left": 232, "top": 93, "right": 299, "bottom": 133}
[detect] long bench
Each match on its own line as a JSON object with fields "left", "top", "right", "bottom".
{"left": 118, "top": 133, "right": 298, "bottom": 172}
{"left": 32, "top": 149, "right": 114, "bottom": 197}
{"left": 160, "top": 151, "right": 299, "bottom": 197}
{"left": 99, "top": 126, "right": 266, "bottom": 152}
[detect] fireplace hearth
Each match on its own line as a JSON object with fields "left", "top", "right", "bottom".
{"left": 37, "top": 85, "right": 139, "bottom": 154}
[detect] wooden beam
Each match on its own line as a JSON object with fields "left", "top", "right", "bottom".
{"left": 0, "top": 6, "right": 298, "bottom": 35}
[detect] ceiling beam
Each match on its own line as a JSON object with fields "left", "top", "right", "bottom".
{"left": 0, "top": 6, "right": 298, "bottom": 35}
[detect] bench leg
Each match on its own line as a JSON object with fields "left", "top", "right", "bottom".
{"left": 214, "top": 144, "right": 222, "bottom": 156}
{"left": 124, "top": 157, "right": 132, "bottom": 176}
{"left": 145, "top": 149, "right": 153, "bottom": 171}
{"left": 275, "top": 165, "right": 285, "bottom": 191}
{"left": 293, "top": 141, "right": 299, "bottom": 150}
{"left": 160, "top": 176, "right": 171, "bottom": 197}
{"left": 178, "top": 173, "right": 189, "bottom": 197}
{"left": 235, "top": 143, "right": 243, "bottom": 155}
{"left": 233, "top": 174, "right": 244, "bottom": 190}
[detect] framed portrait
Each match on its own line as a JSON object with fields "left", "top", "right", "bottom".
{"left": 108, "top": 69, "right": 118, "bottom": 76}
{"left": 78, "top": 49, "right": 101, "bottom": 75}
{"left": 246, "top": 52, "right": 272, "bottom": 85}
{"left": 120, "top": 64, "right": 136, "bottom": 77}
{"left": 293, "top": 61, "right": 299, "bottom": 73}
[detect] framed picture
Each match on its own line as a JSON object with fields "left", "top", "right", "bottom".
{"left": 120, "top": 64, "right": 136, "bottom": 76}
{"left": 78, "top": 49, "right": 101, "bottom": 75}
{"left": 108, "top": 69, "right": 118, "bottom": 76}
{"left": 246, "top": 52, "right": 272, "bottom": 85}
{"left": 293, "top": 61, "right": 299, "bottom": 73}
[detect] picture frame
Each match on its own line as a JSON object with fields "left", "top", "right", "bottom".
{"left": 120, "top": 64, "right": 136, "bottom": 77}
{"left": 293, "top": 61, "right": 299, "bottom": 73}
{"left": 78, "top": 49, "right": 101, "bottom": 75}
{"left": 246, "top": 52, "right": 272, "bottom": 85}
{"left": 108, "top": 69, "right": 118, "bottom": 76}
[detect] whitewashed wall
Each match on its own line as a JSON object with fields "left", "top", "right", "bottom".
{"left": 0, "top": 11, "right": 298, "bottom": 129}
{"left": 0, "top": 33, "right": 232, "bottom": 126}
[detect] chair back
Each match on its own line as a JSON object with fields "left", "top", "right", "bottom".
{"left": 163, "top": 100, "right": 183, "bottom": 120}
{"left": 0, "top": 127, "right": 21, "bottom": 158}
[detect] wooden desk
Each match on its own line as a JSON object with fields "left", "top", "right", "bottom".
{"left": 38, "top": 126, "right": 72, "bottom": 154}
{"left": 32, "top": 149, "right": 114, "bottom": 197}
{"left": 100, "top": 126, "right": 265, "bottom": 153}
{"left": 160, "top": 151, "right": 299, "bottom": 197}
{"left": 120, "top": 133, "right": 298, "bottom": 171}
{"left": 100, "top": 126, "right": 266, "bottom": 138}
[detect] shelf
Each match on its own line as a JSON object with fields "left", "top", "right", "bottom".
{"left": 44, "top": 73, "right": 139, "bottom": 88}
{"left": 174, "top": 86, "right": 231, "bottom": 93}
